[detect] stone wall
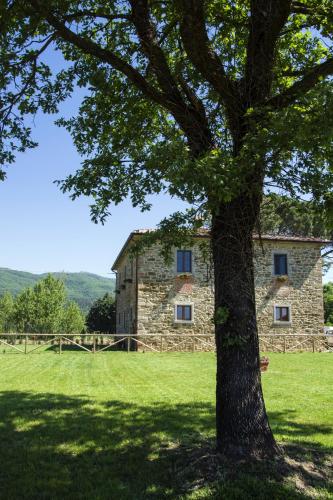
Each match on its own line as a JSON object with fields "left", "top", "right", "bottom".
{"left": 254, "top": 241, "right": 324, "bottom": 335}
{"left": 115, "top": 254, "right": 137, "bottom": 334}
{"left": 115, "top": 237, "right": 324, "bottom": 348}
{"left": 136, "top": 242, "right": 215, "bottom": 337}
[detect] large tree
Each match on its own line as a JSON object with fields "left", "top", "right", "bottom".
{"left": 1, "top": 1, "right": 333, "bottom": 458}
{"left": 10, "top": 275, "right": 85, "bottom": 333}
{"left": 86, "top": 293, "right": 116, "bottom": 333}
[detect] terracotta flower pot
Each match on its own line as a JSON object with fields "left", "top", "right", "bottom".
{"left": 260, "top": 357, "right": 269, "bottom": 372}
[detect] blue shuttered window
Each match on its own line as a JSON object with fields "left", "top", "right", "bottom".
{"left": 176, "top": 305, "right": 192, "bottom": 321}
{"left": 274, "top": 253, "right": 288, "bottom": 275}
{"left": 177, "top": 250, "right": 192, "bottom": 273}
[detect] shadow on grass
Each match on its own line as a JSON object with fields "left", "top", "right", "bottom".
{"left": 0, "top": 391, "right": 331, "bottom": 499}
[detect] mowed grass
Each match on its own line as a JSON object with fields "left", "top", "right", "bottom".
{"left": 0, "top": 351, "right": 331, "bottom": 499}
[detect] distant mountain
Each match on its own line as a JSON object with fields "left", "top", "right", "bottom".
{"left": 0, "top": 268, "right": 115, "bottom": 313}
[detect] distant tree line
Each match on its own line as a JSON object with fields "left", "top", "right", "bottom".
{"left": 0, "top": 274, "right": 116, "bottom": 334}
{"left": 0, "top": 275, "right": 85, "bottom": 333}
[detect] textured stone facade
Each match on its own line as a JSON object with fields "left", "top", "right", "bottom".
{"left": 114, "top": 254, "right": 137, "bottom": 335}
{"left": 254, "top": 241, "right": 324, "bottom": 335}
{"left": 113, "top": 233, "right": 325, "bottom": 344}
{"left": 136, "top": 242, "right": 214, "bottom": 336}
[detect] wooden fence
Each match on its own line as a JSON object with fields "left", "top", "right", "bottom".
{"left": 0, "top": 333, "right": 332, "bottom": 353}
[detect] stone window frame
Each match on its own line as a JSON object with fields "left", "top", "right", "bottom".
{"left": 174, "top": 303, "right": 194, "bottom": 324}
{"left": 272, "top": 250, "right": 290, "bottom": 277}
{"left": 273, "top": 303, "right": 292, "bottom": 326}
{"left": 174, "top": 247, "right": 195, "bottom": 276}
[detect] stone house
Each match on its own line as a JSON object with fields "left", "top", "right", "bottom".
{"left": 112, "top": 230, "right": 327, "bottom": 343}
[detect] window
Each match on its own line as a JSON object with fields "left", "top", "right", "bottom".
{"left": 176, "top": 304, "right": 192, "bottom": 322}
{"left": 274, "top": 306, "right": 291, "bottom": 323}
{"left": 177, "top": 250, "right": 192, "bottom": 273}
{"left": 274, "top": 253, "right": 288, "bottom": 275}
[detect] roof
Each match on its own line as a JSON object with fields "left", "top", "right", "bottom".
{"left": 111, "top": 229, "right": 331, "bottom": 270}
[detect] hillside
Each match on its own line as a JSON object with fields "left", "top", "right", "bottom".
{"left": 0, "top": 268, "right": 115, "bottom": 312}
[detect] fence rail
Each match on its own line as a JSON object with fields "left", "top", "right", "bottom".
{"left": 0, "top": 333, "right": 332, "bottom": 353}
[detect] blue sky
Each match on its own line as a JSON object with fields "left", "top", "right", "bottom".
{"left": 0, "top": 112, "right": 187, "bottom": 278}
{"left": 0, "top": 49, "right": 331, "bottom": 282}
{"left": 0, "top": 84, "right": 187, "bottom": 278}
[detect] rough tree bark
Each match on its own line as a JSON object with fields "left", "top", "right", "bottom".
{"left": 211, "top": 191, "right": 279, "bottom": 458}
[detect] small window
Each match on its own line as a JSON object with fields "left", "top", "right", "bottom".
{"left": 274, "top": 306, "right": 290, "bottom": 323}
{"left": 177, "top": 250, "right": 192, "bottom": 273}
{"left": 176, "top": 305, "right": 192, "bottom": 322}
{"left": 274, "top": 253, "right": 288, "bottom": 275}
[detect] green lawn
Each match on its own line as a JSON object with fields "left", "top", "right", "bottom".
{"left": 0, "top": 352, "right": 331, "bottom": 499}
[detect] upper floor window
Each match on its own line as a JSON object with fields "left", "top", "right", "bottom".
{"left": 177, "top": 250, "right": 192, "bottom": 273}
{"left": 274, "top": 253, "right": 288, "bottom": 275}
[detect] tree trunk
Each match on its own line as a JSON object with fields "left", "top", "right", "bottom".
{"left": 212, "top": 194, "right": 279, "bottom": 459}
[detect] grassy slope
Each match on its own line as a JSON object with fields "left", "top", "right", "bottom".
{"left": 0, "top": 352, "right": 331, "bottom": 499}
{"left": 0, "top": 268, "right": 115, "bottom": 311}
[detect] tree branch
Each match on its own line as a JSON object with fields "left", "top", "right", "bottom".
{"left": 266, "top": 56, "right": 333, "bottom": 109}
{"left": 129, "top": 0, "right": 213, "bottom": 154}
{"left": 29, "top": 0, "right": 213, "bottom": 156}
{"left": 176, "top": 1, "right": 238, "bottom": 119}
{"left": 322, "top": 248, "right": 333, "bottom": 258}
{"left": 291, "top": 1, "right": 331, "bottom": 16}
{"left": 63, "top": 11, "right": 131, "bottom": 22}
{"left": 28, "top": 0, "right": 167, "bottom": 108}
{"left": 245, "top": 0, "right": 292, "bottom": 105}
{"left": 129, "top": 0, "right": 185, "bottom": 107}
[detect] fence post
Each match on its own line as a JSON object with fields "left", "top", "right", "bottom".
{"left": 59, "top": 336, "right": 62, "bottom": 355}
{"left": 25, "top": 335, "right": 28, "bottom": 354}
{"left": 93, "top": 334, "right": 96, "bottom": 354}
{"left": 312, "top": 337, "right": 315, "bottom": 353}
{"left": 127, "top": 336, "right": 130, "bottom": 353}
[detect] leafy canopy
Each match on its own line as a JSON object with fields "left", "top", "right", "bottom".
{"left": 1, "top": 1, "right": 333, "bottom": 224}
{"left": 86, "top": 293, "right": 116, "bottom": 333}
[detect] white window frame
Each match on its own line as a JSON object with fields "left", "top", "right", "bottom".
{"left": 272, "top": 251, "right": 289, "bottom": 277}
{"left": 273, "top": 304, "right": 292, "bottom": 325}
{"left": 174, "top": 303, "right": 194, "bottom": 324}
